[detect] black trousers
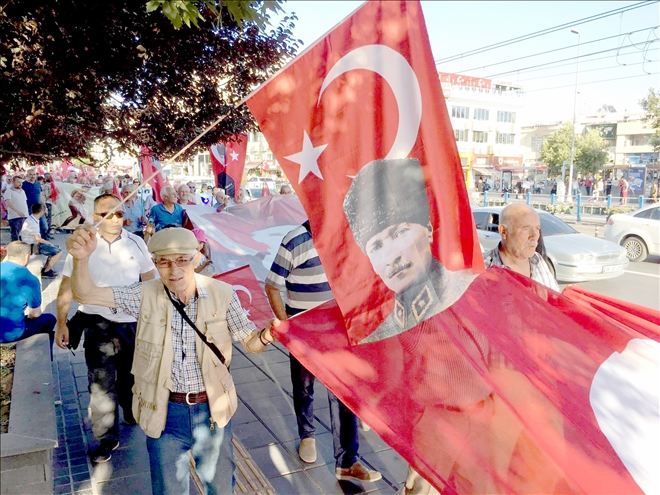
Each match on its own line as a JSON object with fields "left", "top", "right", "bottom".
{"left": 71, "top": 311, "right": 137, "bottom": 442}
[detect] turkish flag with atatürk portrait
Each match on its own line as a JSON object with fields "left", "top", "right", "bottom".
{"left": 247, "top": 2, "right": 657, "bottom": 494}
{"left": 247, "top": 0, "right": 482, "bottom": 346}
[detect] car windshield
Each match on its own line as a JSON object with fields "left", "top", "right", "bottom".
{"left": 539, "top": 213, "right": 577, "bottom": 236}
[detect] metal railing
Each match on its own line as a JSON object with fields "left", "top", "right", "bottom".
{"left": 473, "top": 190, "right": 655, "bottom": 222}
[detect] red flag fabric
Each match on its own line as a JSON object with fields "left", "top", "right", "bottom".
{"left": 213, "top": 265, "right": 274, "bottom": 329}
{"left": 112, "top": 180, "right": 120, "bottom": 198}
{"left": 140, "top": 146, "right": 167, "bottom": 202}
{"left": 274, "top": 268, "right": 657, "bottom": 495}
{"left": 260, "top": 180, "right": 271, "bottom": 197}
{"left": 245, "top": 1, "right": 659, "bottom": 494}
{"left": 61, "top": 158, "right": 76, "bottom": 179}
{"left": 183, "top": 195, "right": 307, "bottom": 281}
{"left": 247, "top": 0, "right": 481, "bottom": 344}
{"left": 50, "top": 177, "right": 60, "bottom": 203}
{"left": 210, "top": 135, "right": 248, "bottom": 199}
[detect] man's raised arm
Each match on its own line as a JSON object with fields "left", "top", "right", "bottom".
{"left": 66, "top": 225, "right": 115, "bottom": 308}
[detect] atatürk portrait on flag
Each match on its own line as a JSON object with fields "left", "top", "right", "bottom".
{"left": 343, "top": 157, "right": 475, "bottom": 344}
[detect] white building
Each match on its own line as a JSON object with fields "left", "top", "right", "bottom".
{"left": 440, "top": 72, "right": 525, "bottom": 189}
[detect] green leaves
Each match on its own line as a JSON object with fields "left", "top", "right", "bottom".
{"left": 540, "top": 121, "right": 609, "bottom": 177}
{"left": 639, "top": 88, "right": 660, "bottom": 152}
{"left": 1, "top": 0, "right": 299, "bottom": 165}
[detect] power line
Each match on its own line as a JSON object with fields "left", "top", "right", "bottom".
{"left": 434, "top": 0, "right": 658, "bottom": 65}
{"left": 453, "top": 26, "right": 658, "bottom": 75}
{"left": 524, "top": 72, "right": 658, "bottom": 93}
{"left": 496, "top": 48, "right": 658, "bottom": 77}
{"left": 484, "top": 39, "right": 659, "bottom": 79}
{"left": 515, "top": 57, "right": 658, "bottom": 82}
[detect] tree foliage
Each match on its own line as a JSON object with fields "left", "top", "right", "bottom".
{"left": 146, "top": 0, "right": 285, "bottom": 30}
{"left": 540, "top": 121, "right": 609, "bottom": 177}
{"left": 639, "top": 87, "right": 660, "bottom": 153}
{"left": 0, "top": 1, "right": 301, "bottom": 166}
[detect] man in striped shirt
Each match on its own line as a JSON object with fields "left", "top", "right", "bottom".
{"left": 265, "top": 221, "right": 382, "bottom": 483}
{"left": 483, "top": 204, "right": 559, "bottom": 291}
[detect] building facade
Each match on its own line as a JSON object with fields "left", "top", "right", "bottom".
{"left": 440, "top": 72, "right": 526, "bottom": 189}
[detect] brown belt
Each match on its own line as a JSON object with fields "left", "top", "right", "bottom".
{"left": 169, "top": 391, "right": 208, "bottom": 405}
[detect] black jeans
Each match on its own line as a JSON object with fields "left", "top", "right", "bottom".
{"left": 289, "top": 354, "right": 359, "bottom": 468}
{"left": 72, "top": 311, "right": 136, "bottom": 442}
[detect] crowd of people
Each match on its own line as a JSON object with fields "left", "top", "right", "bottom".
{"left": 0, "top": 157, "right": 641, "bottom": 494}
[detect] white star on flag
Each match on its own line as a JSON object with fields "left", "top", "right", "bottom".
{"left": 229, "top": 150, "right": 239, "bottom": 161}
{"left": 285, "top": 131, "right": 328, "bottom": 183}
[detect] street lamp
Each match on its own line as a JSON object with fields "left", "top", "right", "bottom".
{"left": 568, "top": 28, "right": 581, "bottom": 202}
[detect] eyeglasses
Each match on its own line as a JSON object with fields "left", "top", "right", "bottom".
{"left": 94, "top": 211, "right": 124, "bottom": 220}
{"left": 155, "top": 257, "right": 195, "bottom": 269}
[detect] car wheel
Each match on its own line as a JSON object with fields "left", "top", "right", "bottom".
{"left": 622, "top": 236, "right": 648, "bottom": 262}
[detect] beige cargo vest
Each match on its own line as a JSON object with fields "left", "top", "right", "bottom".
{"left": 131, "top": 275, "right": 238, "bottom": 438}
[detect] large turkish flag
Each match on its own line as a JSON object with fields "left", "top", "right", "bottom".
{"left": 139, "top": 145, "right": 167, "bottom": 202}
{"left": 209, "top": 135, "right": 248, "bottom": 199}
{"left": 247, "top": 0, "right": 482, "bottom": 345}
{"left": 246, "top": 1, "right": 658, "bottom": 493}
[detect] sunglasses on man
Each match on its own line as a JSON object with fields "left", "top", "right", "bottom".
{"left": 94, "top": 211, "right": 125, "bottom": 220}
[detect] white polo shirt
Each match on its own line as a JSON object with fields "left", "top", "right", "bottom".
{"left": 4, "top": 187, "right": 29, "bottom": 220}
{"left": 20, "top": 215, "right": 41, "bottom": 245}
{"left": 62, "top": 229, "right": 156, "bottom": 323}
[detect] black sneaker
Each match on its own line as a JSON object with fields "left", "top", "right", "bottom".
{"left": 122, "top": 411, "right": 137, "bottom": 427}
{"left": 90, "top": 439, "right": 119, "bottom": 464}
{"left": 41, "top": 269, "right": 58, "bottom": 278}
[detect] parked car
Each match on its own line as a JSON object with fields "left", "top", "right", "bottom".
{"left": 472, "top": 206, "right": 629, "bottom": 282}
{"left": 604, "top": 203, "right": 660, "bottom": 262}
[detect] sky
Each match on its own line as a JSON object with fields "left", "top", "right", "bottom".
{"left": 274, "top": 1, "right": 659, "bottom": 124}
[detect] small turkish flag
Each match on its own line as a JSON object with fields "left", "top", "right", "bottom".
{"left": 213, "top": 265, "right": 274, "bottom": 329}
{"left": 140, "top": 146, "right": 167, "bottom": 202}
{"left": 210, "top": 135, "right": 248, "bottom": 199}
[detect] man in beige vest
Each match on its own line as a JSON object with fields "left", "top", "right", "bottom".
{"left": 66, "top": 226, "right": 279, "bottom": 495}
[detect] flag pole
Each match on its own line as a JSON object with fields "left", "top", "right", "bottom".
{"left": 94, "top": 98, "right": 247, "bottom": 227}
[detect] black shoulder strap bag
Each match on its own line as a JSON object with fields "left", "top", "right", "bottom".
{"left": 163, "top": 286, "right": 229, "bottom": 370}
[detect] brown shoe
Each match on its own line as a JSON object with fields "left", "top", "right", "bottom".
{"left": 335, "top": 461, "right": 382, "bottom": 483}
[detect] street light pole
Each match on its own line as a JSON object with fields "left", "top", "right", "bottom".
{"left": 568, "top": 29, "right": 581, "bottom": 202}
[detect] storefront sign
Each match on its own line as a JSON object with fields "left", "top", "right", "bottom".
{"left": 492, "top": 156, "right": 523, "bottom": 169}
{"left": 438, "top": 72, "right": 492, "bottom": 91}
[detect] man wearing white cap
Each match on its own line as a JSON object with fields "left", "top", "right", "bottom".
{"left": 66, "top": 226, "right": 279, "bottom": 495}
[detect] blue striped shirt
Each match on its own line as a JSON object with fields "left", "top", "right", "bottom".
{"left": 266, "top": 225, "right": 334, "bottom": 317}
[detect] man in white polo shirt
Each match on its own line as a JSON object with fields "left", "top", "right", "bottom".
{"left": 20, "top": 203, "right": 63, "bottom": 278}
{"left": 55, "top": 193, "right": 157, "bottom": 463}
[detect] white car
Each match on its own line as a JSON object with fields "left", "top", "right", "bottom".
{"left": 604, "top": 203, "right": 660, "bottom": 262}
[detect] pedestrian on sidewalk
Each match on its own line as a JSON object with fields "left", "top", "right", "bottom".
{"left": 66, "top": 226, "right": 280, "bottom": 495}
{"left": 22, "top": 167, "right": 49, "bottom": 241}
{"left": 265, "top": 221, "right": 383, "bottom": 484}
{"left": 4, "top": 175, "right": 28, "bottom": 241}
{"left": 20, "top": 203, "right": 63, "bottom": 278}
{"left": 0, "top": 241, "right": 56, "bottom": 359}
{"left": 56, "top": 193, "right": 157, "bottom": 463}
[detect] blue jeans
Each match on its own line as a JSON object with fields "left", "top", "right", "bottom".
{"left": 146, "top": 402, "right": 235, "bottom": 495}
{"left": 5, "top": 314, "right": 57, "bottom": 360}
{"left": 39, "top": 213, "right": 49, "bottom": 238}
{"left": 9, "top": 217, "right": 25, "bottom": 241}
{"left": 290, "top": 354, "right": 359, "bottom": 469}
{"left": 38, "top": 243, "right": 61, "bottom": 257}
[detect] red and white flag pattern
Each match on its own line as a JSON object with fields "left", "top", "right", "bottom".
{"left": 210, "top": 135, "right": 248, "bottom": 199}
{"left": 140, "top": 145, "right": 168, "bottom": 202}
{"left": 213, "top": 265, "right": 274, "bottom": 329}
{"left": 246, "top": 1, "right": 659, "bottom": 493}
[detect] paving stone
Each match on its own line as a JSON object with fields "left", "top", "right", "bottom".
{"left": 269, "top": 471, "right": 324, "bottom": 495}
{"left": 258, "top": 361, "right": 291, "bottom": 379}
{"left": 246, "top": 394, "right": 295, "bottom": 419}
{"left": 282, "top": 432, "right": 335, "bottom": 469}
{"left": 53, "top": 475, "right": 71, "bottom": 486}
{"left": 72, "top": 471, "right": 90, "bottom": 483}
{"left": 72, "top": 480, "right": 92, "bottom": 492}
{"left": 233, "top": 420, "right": 278, "bottom": 450}
{"left": 53, "top": 483, "right": 72, "bottom": 494}
{"left": 228, "top": 353, "right": 253, "bottom": 369}
{"left": 236, "top": 378, "right": 288, "bottom": 402}
{"left": 251, "top": 349, "right": 291, "bottom": 366}
{"left": 69, "top": 457, "right": 88, "bottom": 467}
{"left": 72, "top": 363, "right": 88, "bottom": 378}
{"left": 90, "top": 441, "right": 150, "bottom": 482}
{"left": 359, "top": 450, "right": 408, "bottom": 486}
{"left": 95, "top": 471, "right": 153, "bottom": 495}
{"left": 70, "top": 464, "right": 89, "bottom": 476}
{"left": 307, "top": 461, "right": 396, "bottom": 494}
{"left": 260, "top": 412, "right": 328, "bottom": 444}
{"left": 231, "top": 367, "right": 269, "bottom": 385}
{"left": 247, "top": 443, "right": 302, "bottom": 478}
{"left": 232, "top": 401, "right": 258, "bottom": 425}
{"left": 358, "top": 430, "right": 394, "bottom": 454}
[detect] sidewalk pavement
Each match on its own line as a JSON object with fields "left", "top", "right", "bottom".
{"left": 2, "top": 228, "right": 408, "bottom": 495}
